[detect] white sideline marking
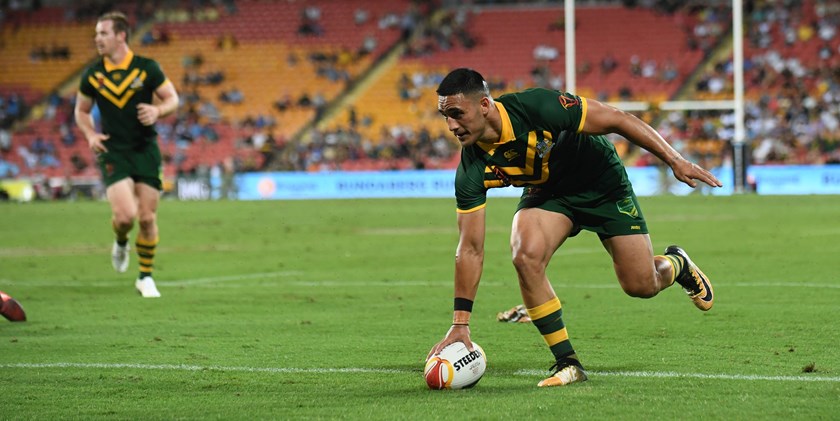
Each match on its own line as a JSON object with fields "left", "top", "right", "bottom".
{"left": 159, "top": 271, "right": 302, "bottom": 286}
{"left": 288, "top": 280, "right": 505, "bottom": 287}
{"left": 3, "top": 363, "right": 839, "bottom": 383}
{"left": 1, "top": 362, "right": 401, "bottom": 374}
{"left": 0, "top": 271, "right": 302, "bottom": 288}
{"left": 727, "top": 282, "right": 840, "bottom": 289}
{"left": 515, "top": 369, "right": 840, "bottom": 383}
{"left": 2, "top": 272, "right": 840, "bottom": 290}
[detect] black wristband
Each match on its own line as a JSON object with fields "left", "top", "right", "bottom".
{"left": 454, "top": 297, "right": 474, "bottom": 312}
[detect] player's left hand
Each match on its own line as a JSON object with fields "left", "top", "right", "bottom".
{"left": 670, "top": 157, "right": 723, "bottom": 188}
{"left": 137, "top": 103, "right": 161, "bottom": 126}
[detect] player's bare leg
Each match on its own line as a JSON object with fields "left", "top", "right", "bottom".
{"left": 603, "top": 235, "right": 713, "bottom": 310}
{"left": 510, "top": 208, "right": 587, "bottom": 387}
{"left": 107, "top": 178, "right": 136, "bottom": 273}
{"left": 134, "top": 183, "right": 161, "bottom": 298}
{"left": 602, "top": 234, "right": 672, "bottom": 297}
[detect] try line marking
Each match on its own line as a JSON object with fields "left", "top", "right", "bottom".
{"left": 2, "top": 363, "right": 838, "bottom": 383}
{"left": 1, "top": 272, "right": 840, "bottom": 290}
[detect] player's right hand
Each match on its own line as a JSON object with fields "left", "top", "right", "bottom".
{"left": 426, "top": 324, "right": 473, "bottom": 360}
{"left": 87, "top": 133, "right": 110, "bottom": 153}
{"left": 670, "top": 157, "right": 722, "bottom": 188}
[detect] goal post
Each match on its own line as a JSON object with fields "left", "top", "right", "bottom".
{"left": 565, "top": 0, "right": 748, "bottom": 193}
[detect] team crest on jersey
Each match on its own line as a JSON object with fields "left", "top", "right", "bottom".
{"left": 558, "top": 94, "right": 579, "bottom": 109}
{"left": 616, "top": 197, "right": 639, "bottom": 218}
{"left": 130, "top": 77, "right": 144, "bottom": 89}
{"left": 112, "top": 72, "right": 123, "bottom": 82}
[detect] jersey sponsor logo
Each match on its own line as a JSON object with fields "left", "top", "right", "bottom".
{"left": 558, "top": 94, "right": 579, "bottom": 109}
{"left": 631, "top": 225, "right": 641, "bottom": 230}
{"left": 503, "top": 149, "right": 520, "bottom": 161}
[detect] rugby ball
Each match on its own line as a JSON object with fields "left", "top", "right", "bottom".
{"left": 424, "top": 341, "right": 486, "bottom": 389}
{"left": 0, "top": 290, "right": 26, "bottom": 322}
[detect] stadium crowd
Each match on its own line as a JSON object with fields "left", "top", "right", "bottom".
{"left": 0, "top": 0, "right": 838, "bottom": 199}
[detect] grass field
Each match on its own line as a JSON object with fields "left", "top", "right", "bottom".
{"left": 1, "top": 195, "right": 839, "bottom": 419}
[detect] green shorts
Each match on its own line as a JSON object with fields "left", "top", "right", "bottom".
{"left": 516, "top": 186, "right": 649, "bottom": 240}
{"left": 97, "top": 142, "right": 163, "bottom": 190}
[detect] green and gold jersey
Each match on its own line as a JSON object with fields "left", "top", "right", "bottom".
{"left": 79, "top": 50, "right": 168, "bottom": 151}
{"left": 455, "top": 88, "right": 631, "bottom": 213}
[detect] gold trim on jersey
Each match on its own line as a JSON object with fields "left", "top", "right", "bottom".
{"left": 104, "top": 50, "right": 135, "bottom": 72}
{"left": 476, "top": 102, "right": 516, "bottom": 158}
{"left": 576, "top": 97, "right": 588, "bottom": 133}
{"left": 499, "top": 131, "right": 537, "bottom": 178}
{"left": 88, "top": 68, "right": 147, "bottom": 109}
{"left": 478, "top": 101, "right": 553, "bottom": 188}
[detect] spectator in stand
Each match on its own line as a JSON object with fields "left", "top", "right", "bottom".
{"left": 298, "top": 5, "right": 324, "bottom": 37}
{"left": 216, "top": 33, "right": 238, "bottom": 50}
{"left": 312, "top": 92, "right": 327, "bottom": 120}
{"left": 49, "top": 42, "right": 71, "bottom": 60}
{"left": 198, "top": 100, "right": 221, "bottom": 122}
{"left": 70, "top": 150, "right": 88, "bottom": 173}
{"left": 629, "top": 55, "right": 642, "bottom": 77}
{"left": 0, "top": 154, "right": 19, "bottom": 178}
{"left": 354, "top": 8, "right": 369, "bottom": 25}
{"left": 660, "top": 59, "right": 679, "bottom": 82}
{"left": 44, "top": 91, "right": 62, "bottom": 121}
{"left": 358, "top": 33, "right": 377, "bottom": 57}
{"left": 143, "top": 27, "right": 170, "bottom": 46}
{"left": 641, "top": 58, "right": 658, "bottom": 79}
{"left": 219, "top": 87, "right": 243, "bottom": 104}
{"left": 3, "top": 93, "right": 24, "bottom": 123}
{"left": 601, "top": 53, "right": 618, "bottom": 75}
{"left": 0, "top": 128, "right": 12, "bottom": 153}
{"left": 297, "top": 92, "right": 312, "bottom": 108}
{"left": 273, "top": 92, "right": 293, "bottom": 112}
{"left": 204, "top": 69, "right": 225, "bottom": 85}
{"left": 31, "top": 136, "right": 50, "bottom": 156}
{"left": 16, "top": 145, "right": 37, "bottom": 169}
{"left": 29, "top": 45, "right": 49, "bottom": 62}
{"left": 286, "top": 51, "right": 299, "bottom": 67}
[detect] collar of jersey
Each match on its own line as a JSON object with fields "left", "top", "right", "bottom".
{"left": 104, "top": 49, "right": 134, "bottom": 72}
{"left": 477, "top": 102, "right": 516, "bottom": 155}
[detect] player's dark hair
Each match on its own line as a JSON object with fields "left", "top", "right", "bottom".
{"left": 99, "top": 11, "right": 131, "bottom": 42}
{"left": 437, "top": 68, "right": 490, "bottom": 98}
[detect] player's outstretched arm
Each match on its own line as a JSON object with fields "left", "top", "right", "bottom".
{"left": 581, "top": 98, "right": 723, "bottom": 189}
{"left": 427, "top": 208, "right": 486, "bottom": 358}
